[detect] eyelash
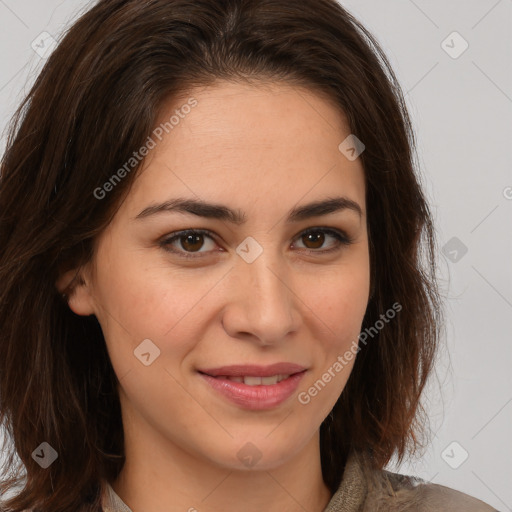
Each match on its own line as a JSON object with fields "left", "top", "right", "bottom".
{"left": 159, "top": 227, "right": 354, "bottom": 259}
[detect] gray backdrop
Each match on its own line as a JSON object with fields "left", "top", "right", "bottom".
{"left": 0, "top": 1, "right": 510, "bottom": 510}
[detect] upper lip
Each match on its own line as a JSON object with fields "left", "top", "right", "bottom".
{"left": 198, "top": 363, "right": 307, "bottom": 377}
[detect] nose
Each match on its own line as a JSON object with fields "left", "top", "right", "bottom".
{"left": 221, "top": 248, "right": 301, "bottom": 345}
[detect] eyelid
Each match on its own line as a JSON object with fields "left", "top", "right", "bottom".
{"left": 159, "top": 226, "right": 354, "bottom": 259}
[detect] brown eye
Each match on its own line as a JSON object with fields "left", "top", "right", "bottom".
{"left": 293, "top": 228, "right": 352, "bottom": 253}
{"left": 179, "top": 233, "right": 205, "bottom": 252}
{"left": 160, "top": 227, "right": 353, "bottom": 260}
{"left": 161, "top": 229, "right": 218, "bottom": 257}
{"left": 301, "top": 231, "right": 326, "bottom": 249}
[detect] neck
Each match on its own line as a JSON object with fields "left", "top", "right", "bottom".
{"left": 111, "top": 405, "right": 333, "bottom": 512}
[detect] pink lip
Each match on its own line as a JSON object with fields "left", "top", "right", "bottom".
{"left": 197, "top": 363, "right": 307, "bottom": 410}
{"left": 198, "top": 362, "right": 306, "bottom": 377}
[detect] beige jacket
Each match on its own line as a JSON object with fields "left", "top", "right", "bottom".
{"left": 101, "top": 452, "right": 498, "bottom": 511}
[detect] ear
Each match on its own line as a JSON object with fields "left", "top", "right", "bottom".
{"left": 55, "top": 266, "right": 95, "bottom": 316}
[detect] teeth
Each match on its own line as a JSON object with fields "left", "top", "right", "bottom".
{"left": 222, "top": 374, "right": 290, "bottom": 385}
{"left": 226, "top": 376, "right": 244, "bottom": 383}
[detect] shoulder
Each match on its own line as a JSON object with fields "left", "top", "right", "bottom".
{"left": 363, "top": 466, "right": 498, "bottom": 512}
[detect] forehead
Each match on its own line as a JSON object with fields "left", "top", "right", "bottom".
{"left": 125, "top": 80, "right": 366, "bottom": 219}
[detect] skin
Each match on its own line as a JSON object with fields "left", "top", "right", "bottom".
{"left": 58, "top": 80, "right": 370, "bottom": 512}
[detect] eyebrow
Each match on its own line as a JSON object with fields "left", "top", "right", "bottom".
{"left": 134, "top": 196, "right": 363, "bottom": 224}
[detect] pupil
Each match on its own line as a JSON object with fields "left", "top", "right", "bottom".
{"left": 183, "top": 234, "right": 203, "bottom": 252}
{"left": 305, "top": 232, "right": 324, "bottom": 249}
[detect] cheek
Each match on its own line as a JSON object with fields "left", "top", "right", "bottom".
{"left": 93, "top": 241, "right": 206, "bottom": 334}
{"left": 92, "top": 253, "right": 227, "bottom": 383}
{"left": 308, "top": 260, "right": 369, "bottom": 333}
{"left": 297, "top": 270, "right": 367, "bottom": 416}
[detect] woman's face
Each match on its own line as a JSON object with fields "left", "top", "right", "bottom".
{"left": 68, "top": 80, "right": 370, "bottom": 471}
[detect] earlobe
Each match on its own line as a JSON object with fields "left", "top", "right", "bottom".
{"left": 55, "top": 267, "right": 96, "bottom": 316}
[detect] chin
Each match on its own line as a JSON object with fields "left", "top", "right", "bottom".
{"left": 206, "top": 432, "right": 311, "bottom": 472}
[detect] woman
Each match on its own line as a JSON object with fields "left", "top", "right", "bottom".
{"left": 0, "top": 0, "right": 497, "bottom": 511}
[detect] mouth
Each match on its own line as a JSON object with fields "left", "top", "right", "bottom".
{"left": 197, "top": 363, "right": 307, "bottom": 410}
{"left": 198, "top": 362, "right": 307, "bottom": 378}
{"left": 201, "top": 374, "right": 293, "bottom": 385}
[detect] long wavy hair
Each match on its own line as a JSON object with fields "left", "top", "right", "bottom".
{"left": 0, "top": 0, "right": 443, "bottom": 510}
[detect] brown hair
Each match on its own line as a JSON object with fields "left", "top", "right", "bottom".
{"left": 0, "top": 0, "right": 442, "bottom": 510}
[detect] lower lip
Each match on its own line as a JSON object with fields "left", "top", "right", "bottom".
{"left": 199, "top": 371, "right": 306, "bottom": 410}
